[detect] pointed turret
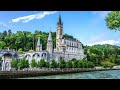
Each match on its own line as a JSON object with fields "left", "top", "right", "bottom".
{"left": 47, "top": 29, "right": 53, "bottom": 54}
{"left": 37, "top": 37, "right": 40, "bottom": 46}
{"left": 36, "top": 37, "right": 42, "bottom": 51}
{"left": 48, "top": 30, "right": 52, "bottom": 41}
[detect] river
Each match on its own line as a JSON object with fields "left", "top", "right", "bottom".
{"left": 19, "top": 70, "right": 120, "bottom": 79}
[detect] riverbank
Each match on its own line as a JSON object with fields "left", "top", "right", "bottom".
{"left": 0, "top": 68, "right": 120, "bottom": 79}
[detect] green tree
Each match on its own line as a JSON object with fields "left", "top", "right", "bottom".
{"left": 101, "top": 61, "right": 115, "bottom": 68}
{"left": 105, "top": 11, "right": 120, "bottom": 31}
{"left": 78, "top": 60, "right": 84, "bottom": 68}
{"left": 0, "top": 41, "right": 6, "bottom": 49}
{"left": 17, "top": 58, "right": 29, "bottom": 70}
{"left": 46, "top": 62, "right": 50, "bottom": 68}
{"left": 87, "top": 61, "right": 94, "bottom": 68}
{"left": 66, "top": 60, "right": 72, "bottom": 68}
{"left": 50, "top": 59, "right": 58, "bottom": 68}
{"left": 59, "top": 59, "right": 66, "bottom": 68}
{"left": 11, "top": 59, "right": 18, "bottom": 69}
{"left": 72, "top": 60, "right": 78, "bottom": 68}
{"left": 30, "top": 59, "right": 37, "bottom": 67}
{"left": 37, "top": 59, "right": 46, "bottom": 68}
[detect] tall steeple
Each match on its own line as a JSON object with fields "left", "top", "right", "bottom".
{"left": 47, "top": 29, "right": 53, "bottom": 54}
{"left": 36, "top": 37, "right": 42, "bottom": 51}
{"left": 57, "top": 13, "right": 62, "bottom": 25}
{"left": 56, "top": 13, "right": 63, "bottom": 52}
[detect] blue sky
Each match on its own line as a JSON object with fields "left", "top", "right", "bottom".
{"left": 0, "top": 11, "right": 120, "bottom": 46}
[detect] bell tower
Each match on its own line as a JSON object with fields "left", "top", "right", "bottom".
{"left": 56, "top": 14, "right": 63, "bottom": 52}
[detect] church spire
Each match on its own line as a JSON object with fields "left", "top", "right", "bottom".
{"left": 36, "top": 37, "right": 42, "bottom": 51}
{"left": 37, "top": 37, "right": 40, "bottom": 46}
{"left": 58, "top": 13, "right": 62, "bottom": 25}
{"left": 48, "top": 28, "right": 52, "bottom": 41}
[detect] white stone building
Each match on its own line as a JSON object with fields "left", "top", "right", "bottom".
{"left": 24, "top": 14, "right": 85, "bottom": 62}
{"left": 0, "top": 14, "right": 85, "bottom": 71}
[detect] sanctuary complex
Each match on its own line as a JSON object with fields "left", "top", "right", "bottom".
{"left": 0, "top": 14, "right": 85, "bottom": 71}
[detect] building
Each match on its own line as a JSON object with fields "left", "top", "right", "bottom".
{"left": 24, "top": 14, "right": 85, "bottom": 63}
{"left": 0, "top": 49, "right": 18, "bottom": 71}
{"left": 0, "top": 14, "right": 85, "bottom": 71}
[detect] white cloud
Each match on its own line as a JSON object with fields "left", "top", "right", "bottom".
{"left": 11, "top": 11, "right": 58, "bottom": 23}
{"left": 0, "top": 22, "right": 7, "bottom": 27}
{"left": 92, "top": 11, "right": 111, "bottom": 19}
{"left": 87, "top": 40, "right": 120, "bottom": 46}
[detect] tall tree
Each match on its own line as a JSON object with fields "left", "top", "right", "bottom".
{"left": 105, "top": 11, "right": 120, "bottom": 31}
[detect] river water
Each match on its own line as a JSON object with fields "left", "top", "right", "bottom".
{"left": 20, "top": 70, "right": 120, "bottom": 79}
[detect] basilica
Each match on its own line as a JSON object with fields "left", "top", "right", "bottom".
{"left": 0, "top": 14, "right": 85, "bottom": 71}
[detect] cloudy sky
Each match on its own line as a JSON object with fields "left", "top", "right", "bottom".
{"left": 0, "top": 11, "right": 120, "bottom": 46}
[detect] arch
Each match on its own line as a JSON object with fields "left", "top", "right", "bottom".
{"left": 32, "top": 53, "right": 40, "bottom": 57}
{"left": 41, "top": 53, "right": 47, "bottom": 58}
{"left": 25, "top": 54, "right": 31, "bottom": 61}
{"left": 3, "top": 53, "right": 12, "bottom": 62}
{"left": 32, "top": 53, "right": 40, "bottom": 61}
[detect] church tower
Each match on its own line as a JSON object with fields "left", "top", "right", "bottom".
{"left": 56, "top": 14, "right": 63, "bottom": 52}
{"left": 47, "top": 30, "right": 53, "bottom": 54}
{"left": 36, "top": 37, "right": 42, "bottom": 52}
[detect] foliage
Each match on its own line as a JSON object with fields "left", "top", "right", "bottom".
{"left": 46, "top": 62, "right": 50, "bottom": 68}
{"left": 78, "top": 60, "right": 84, "bottom": 68}
{"left": 37, "top": 59, "right": 46, "bottom": 68}
{"left": 18, "top": 48, "right": 23, "bottom": 53}
{"left": 11, "top": 59, "right": 18, "bottom": 68}
{"left": 87, "top": 61, "right": 94, "bottom": 68}
{"left": 59, "top": 59, "right": 66, "bottom": 68}
{"left": 50, "top": 59, "right": 58, "bottom": 68}
{"left": 0, "top": 41, "right": 6, "bottom": 49}
{"left": 17, "top": 58, "right": 29, "bottom": 69}
{"left": 105, "top": 11, "right": 120, "bottom": 31}
{"left": 66, "top": 60, "right": 72, "bottom": 68}
{"left": 72, "top": 60, "right": 78, "bottom": 68}
{"left": 30, "top": 59, "right": 37, "bottom": 67}
{"left": 101, "top": 61, "right": 115, "bottom": 68}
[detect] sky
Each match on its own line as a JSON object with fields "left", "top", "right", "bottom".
{"left": 0, "top": 11, "right": 120, "bottom": 46}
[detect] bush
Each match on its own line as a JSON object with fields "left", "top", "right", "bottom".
{"left": 66, "top": 60, "right": 72, "bottom": 68}
{"left": 87, "top": 61, "right": 95, "bottom": 68}
{"left": 18, "top": 48, "right": 23, "bottom": 53}
{"left": 101, "top": 61, "right": 115, "bottom": 68}
{"left": 17, "top": 58, "right": 29, "bottom": 70}
{"left": 30, "top": 59, "right": 37, "bottom": 67}
{"left": 59, "top": 59, "right": 66, "bottom": 68}
{"left": 11, "top": 59, "right": 18, "bottom": 68}
{"left": 50, "top": 59, "right": 58, "bottom": 68}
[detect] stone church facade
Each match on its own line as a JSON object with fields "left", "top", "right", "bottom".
{"left": 0, "top": 14, "right": 85, "bottom": 71}
{"left": 25, "top": 14, "right": 85, "bottom": 63}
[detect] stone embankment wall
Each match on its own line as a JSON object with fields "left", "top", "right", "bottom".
{"left": 0, "top": 68, "right": 119, "bottom": 79}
